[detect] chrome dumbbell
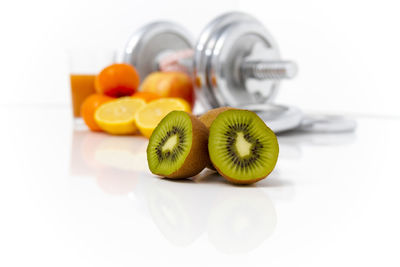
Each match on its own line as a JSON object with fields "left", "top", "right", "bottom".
{"left": 122, "top": 12, "right": 356, "bottom": 133}
{"left": 122, "top": 12, "right": 297, "bottom": 111}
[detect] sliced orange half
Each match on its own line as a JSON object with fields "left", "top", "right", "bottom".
{"left": 135, "top": 98, "right": 191, "bottom": 138}
{"left": 94, "top": 97, "right": 146, "bottom": 135}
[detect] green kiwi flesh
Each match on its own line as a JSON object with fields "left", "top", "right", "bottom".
{"left": 208, "top": 109, "right": 279, "bottom": 184}
{"left": 147, "top": 111, "right": 209, "bottom": 178}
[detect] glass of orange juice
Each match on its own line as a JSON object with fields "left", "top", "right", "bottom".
{"left": 68, "top": 49, "right": 115, "bottom": 122}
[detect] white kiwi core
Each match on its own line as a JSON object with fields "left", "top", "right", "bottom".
{"left": 162, "top": 135, "right": 178, "bottom": 152}
{"left": 235, "top": 132, "right": 252, "bottom": 157}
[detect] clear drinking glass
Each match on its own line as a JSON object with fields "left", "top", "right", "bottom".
{"left": 68, "top": 48, "right": 115, "bottom": 122}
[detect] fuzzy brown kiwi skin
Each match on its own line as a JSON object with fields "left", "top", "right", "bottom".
{"left": 198, "top": 107, "right": 235, "bottom": 129}
{"left": 198, "top": 107, "right": 235, "bottom": 170}
{"left": 163, "top": 113, "right": 210, "bottom": 179}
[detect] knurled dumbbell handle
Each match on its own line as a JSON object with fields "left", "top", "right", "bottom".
{"left": 241, "top": 60, "right": 298, "bottom": 80}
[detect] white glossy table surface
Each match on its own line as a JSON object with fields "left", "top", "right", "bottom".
{"left": 1, "top": 106, "right": 399, "bottom": 267}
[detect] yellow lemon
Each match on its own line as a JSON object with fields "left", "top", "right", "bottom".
{"left": 135, "top": 98, "right": 191, "bottom": 138}
{"left": 94, "top": 97, "right": 146, "bottom": 135}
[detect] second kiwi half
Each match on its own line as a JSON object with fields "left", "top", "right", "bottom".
{"left": 208, "top": 109, "right": 279, "bottom": 184}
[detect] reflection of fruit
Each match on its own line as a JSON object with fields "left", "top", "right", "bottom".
{"left": 147, "top": 111, "right": 209, "bottom": 178}
{"left": 93, "top": 135, "right": 148, "bottom": 172}
{"left": 208, "top": 188, "right": 277, "bottom": 254}
{"left": 81, "top": 94, "right": 114, "bottom": 131}
{"left": 94, "top": 97, "right": 146, "bottom": 135}
{"left": 146, "top": 179, "right": 207, "bottom": 247}
{"left": 80, "top": 131, "right": 108, "bottom": 169}
{"left": 95, "top": 167, "right": 137, "bottom": 195}
{"left": 199, "top": 106, "right": 234, "bottom": 129}
{"left": 141, "top": 72, "right": 195, "bottom": 109}
{"left": 70, "top": 130, "right": 98, "bottom": 177}
{"left": 131, "top": 91, "right": 161, "bottom": 103}
{"left": 135, "top": 98, "right": 191, "bottom": 138}
{"left": 208, "top": 110, "right": 279, "bottom": 184}
{"left": 95, "top": 63, "right": 140, "bottom": 97}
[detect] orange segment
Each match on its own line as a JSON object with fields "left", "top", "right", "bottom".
{"left": 94, "top": 97, "right": 146, "bottom": 135}
{"left": 135, "top": 98, "right": 191, "bottom": 138}
{"left": 81, "top": 94, "right": 114, "bottom": 131}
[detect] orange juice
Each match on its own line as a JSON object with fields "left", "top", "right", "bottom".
{"left": 70, "top": 74, "right": 96, "bottom": 117}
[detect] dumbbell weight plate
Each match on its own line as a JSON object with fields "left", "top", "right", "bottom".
{"left": 194, "top": 12, "right": 259, "bottom": 109}
{"left": 194, "top": 12, "right": 281, "bottom": 109}
{"left": 239, "top": 103, "right": 302, "bottom": 133}
{"left": 123, "top": 21, "right": 193, "bottom": 81}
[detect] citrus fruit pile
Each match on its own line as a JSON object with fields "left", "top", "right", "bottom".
{"left": 79, "top": 63, "right": 194, "bottom": 138}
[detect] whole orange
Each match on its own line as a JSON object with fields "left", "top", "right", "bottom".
{"left": 140, "top": 72, "right": 195, "bottom": 109}
{"left": 95, "top": 63, "right": 140, "bottom": 97}
{"left": 81, "top": 94, "right": 114, "bottom": 131}
{"left": 131, "top": 91, "right": 161, "bottom": 103}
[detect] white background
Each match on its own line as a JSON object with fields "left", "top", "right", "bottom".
{"left": 1, "top": 0, "right": 399, "bottom": 116}
{"left": 1, "top": 1, "right": 400, "bottom": 267}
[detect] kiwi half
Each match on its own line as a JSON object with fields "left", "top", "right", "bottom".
{"left": 147, "top": 111, "right": 209, "bottom": 179}
{"left": 208, "top": 109, "right": 279, "bottom": 184}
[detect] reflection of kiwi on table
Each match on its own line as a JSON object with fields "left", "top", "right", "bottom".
{"left": 143, "top": 176, "right": 276, "bottom": 252}
{"left": 145, "top": 179, "right": 211, "bottom": 247}
{"left": 207, "top": 188, "right": 277, "bottom": 254}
